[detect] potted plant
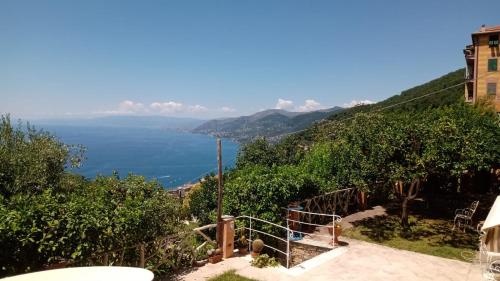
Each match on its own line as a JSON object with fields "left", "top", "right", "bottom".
{"left": 250, "top": 254, "right": 280, "bottom": 268}
{"left": 236, "top": 235, "right": 249, "bottom": 255}
{"left": 207, "top": 248, "right": 223, "bottom": 264}
{"left": 328, "top": 223, "right": 342, "bottom": 245}
{"left": 193, "top": 243, "right": 213, "bottom": 267}
{"left": 251, "top": 239, "right": 264, "bottom": 258}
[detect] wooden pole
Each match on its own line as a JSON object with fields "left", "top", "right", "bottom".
{"left": 139, "top": 243, "right": 145, "bottom": 268}
{"left": 216, "top": 138, "right": 224, "bottom": 248}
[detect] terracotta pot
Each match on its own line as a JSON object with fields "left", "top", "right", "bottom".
{"left": 238, "top": 248, "right": 248, "bottom": 255}
{"left": 208, "top": 254, "right": 222, "bottom": 264}
{"left": 328, "top": 225, "right": 342, "bottom": 245}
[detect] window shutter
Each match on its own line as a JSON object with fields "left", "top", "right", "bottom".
{"left": 488, "top": 59, "right": 498, "bottom": 72}
{"left": 487, "top": 83, "right": 497, "bottom": 95}
{"left": 489, "top": 35, "right": 499, "bottom": 47}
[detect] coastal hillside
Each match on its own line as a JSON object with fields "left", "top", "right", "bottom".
{"left": 289, "top": 68, "right": 467, "bottom": 142}
{"left": 192, "top": 107, "right": 342, "bottom": 142}
{"left": 326, "top": 68, "right": 466, "bottom": 122}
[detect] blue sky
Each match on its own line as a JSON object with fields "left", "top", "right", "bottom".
{"left": 1, "top": 0, "right": 500, "bottom": 119}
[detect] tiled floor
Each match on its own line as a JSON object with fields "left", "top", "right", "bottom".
{"left": 177, "top": 238, "right": 481, "bottom": 281}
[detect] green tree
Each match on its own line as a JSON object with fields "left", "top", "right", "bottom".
{"left": 223, "top": 165, "right": 319, "bottom": 233}
{"left": 0, "top": 115, "right": 84, "bottom": 197}
{"left": 0, "top": 174, "right": 184, "bottom": 276}
{"left": 298, "top": 105, "right": 500, "bottom": 226}
{"left": 388, "top": 105, "right": 498, "bottom": 225}
{"left": 186, "top": 174, "right": 219, "bottom": 226}
{"left": 236, "top": 138, "right": 277, "bottom": 168}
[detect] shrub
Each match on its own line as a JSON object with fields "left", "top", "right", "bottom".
{"left": 0, "top": 174, "right": 186, "bottom": 277}
{"left": 223, "top": 164, "right": 319, "bottom": 233}
{"left": 250, "top": 254, "right": 279, "bottom": 268}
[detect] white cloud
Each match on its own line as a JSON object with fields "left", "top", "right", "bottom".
{"left": 188, "top": 104, "right": 208, "bottom": 113}
{"left": 343, "top": 99, "right": 375, "bottom": 108}
{"left": 297, "top": 99, "right": 322, "bottom": 112}
{"left": 98, "top": 100, "right": 211, "bottom": 116}
{"left": 149, "top": 101, "right": 184, "bottom": 113}
{"left": 98, "top": 100, "right": 146, "bottom": 115}
{"left": 221, "top": 106, "right": 236, "bottom": 113}
{"left": 275, "top": 98, "right": 294, "bottom": 110}
{"left": 119, "top": 100, "right": 145, "bottom": 112}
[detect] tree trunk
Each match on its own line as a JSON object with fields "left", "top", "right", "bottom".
{"left": 401, "top": 197, "right": 409, "bottom": 227}
{"left": 398, "top": 178, "right": 421, "bottom": 227}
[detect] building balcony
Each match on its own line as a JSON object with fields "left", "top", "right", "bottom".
{"left": 463, "top": 45, "right": 475, "bottom": 61}
{"left": 465, "top": 71, "right": 474, "bottom": 81}
{"left": 465, "top": 81, "right": 474, "bottom": 102}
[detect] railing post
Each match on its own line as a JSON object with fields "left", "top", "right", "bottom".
{"left": 249, "top": 217, "right": 253, "bottom": 252}
{"left": 332, "top": 212, "right": 335, "bottom": 248}
{"left": 286, "top": 217, "right": 290, "bottom": 269}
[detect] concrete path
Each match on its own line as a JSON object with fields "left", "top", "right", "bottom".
{"left": 176, "top": 238, "right": 481, "bottom": 281}
{"left": 340, "top": 205, "right": 388, "bottom": 229}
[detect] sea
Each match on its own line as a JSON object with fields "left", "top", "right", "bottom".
{"left": 39, "top": 125, "right": 240, "bottom": 189}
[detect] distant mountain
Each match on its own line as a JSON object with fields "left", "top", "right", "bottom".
{"left": 33, "top": 115, "right": 205, "bottom": 130}
{"left": 192, "top": 107, "right": 343, "bottom": 142}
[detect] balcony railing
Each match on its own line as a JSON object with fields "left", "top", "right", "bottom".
{"left": 463, "top": 45, "right": 475, "bottom": 60}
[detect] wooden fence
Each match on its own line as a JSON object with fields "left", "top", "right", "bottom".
{"left": 299, "top": 188, "right": 359, "bottom": 223}
{"left": 83, "top": 232, "right": 194, "bottom": 271}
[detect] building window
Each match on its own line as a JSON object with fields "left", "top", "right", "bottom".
{"left": 487, "top": 83, "right": 497, "bottom": 95}
{"left": 488, "top": 58, "right": 498, "bottom": 72}
{"left": 489, "top": 34, "right": 499, "bottom": 47}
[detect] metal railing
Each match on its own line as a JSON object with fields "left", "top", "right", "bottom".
{"left": 234, "top": 211, "right": 342, "bottom": 269}
{"left": 235, "top": 215, "right": 289, "bottom": 259}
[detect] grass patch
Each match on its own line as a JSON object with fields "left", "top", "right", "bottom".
{"left": 208, "top": 270, "right": 259, "bottom": 281}
{"left": 342, "top": 214, "right": 478, "bottom": 261}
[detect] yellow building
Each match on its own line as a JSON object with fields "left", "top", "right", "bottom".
{"left": 464, "top": 25, "right": 500, "bottom": 112}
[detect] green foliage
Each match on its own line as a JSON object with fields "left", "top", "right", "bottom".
{"left": 223, "top": 165, "right": 319, "bottom": 231}
{"left": 0, "top": 115, "right": 84, "bottom": 197}
{"left": 301, "top": 104, "right": 500, "bottom": 193}
{"left": 300, "top": 113, "right": 401, "bottom": 193}
{"left": 327, "top": 68, "right": 466, "bottom": 122}
{"left": 188, "top": 164, "right": 320, "bottom": 235}
{"left": 208, "top": 270, "right": 259, "bottom": 281}
{"left": 225, "top": 101, "right": 499, "bottom": 228}
{"left": 236, "top": 138, "right": 277, "bottom": 168}
{"left": 195, "top": 242, "right": 215, "bottom": 261}
{"left": 236, "top": 136, "right": 307, "bottom": 169}
{"left": 0, "top": 174, "right": 185, "bottom": 276}
{"left": 187, "top": 174, "right": 219, "bottom": 226}
{"left": 282, "top": 68, "right": 467, "bottom": 153}
{"left": 236, "top": 232, "right": 249, "bottom": 249}
{"left": 250, "top": 254, "right": 279, "bottom": 268}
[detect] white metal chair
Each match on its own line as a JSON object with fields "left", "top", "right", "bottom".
{"left": 453, "top": 200, "right": 479, "bottom": 231}
{"left": 483, "top": 260, "right": 500, "bottom": 281}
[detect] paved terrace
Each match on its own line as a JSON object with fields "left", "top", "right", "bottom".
{"left": 177, "top": 238, "right": 481, "bottom": 281}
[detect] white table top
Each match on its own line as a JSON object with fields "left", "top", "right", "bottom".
{"left": 2, "top": 266, "right": 154, "bottom": 281}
